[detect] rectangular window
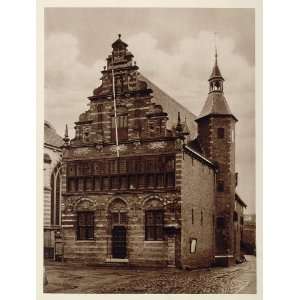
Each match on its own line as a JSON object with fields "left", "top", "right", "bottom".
{"left": 217, "top": 181, "right": 224, "bottom": 192}
{"left": 112, "top": 176, "right": 120, "bottom": 189}
{"left": 233, "top": 211, "right": 238, "bottom": 222}
{"left": 94, "top": 177, "right": 102, "bottom": 191}
{"left": 67, "top": 178, "right": 76, "bottom": 192}
{"left": 217, "top": 128, "right": 225, "bottom": 139}
{"left": 85, "top": 177, "right": 93, "bottom": 191}
{"left": 145, "top": 210, "right": 164, "bottom": 241}
{"left": 77, "top": 212, "right": 94, "bottom": 240}
{"left": 240, "top": 216, "right": 244, "bottom": 225}
{"left": 78, "top": 178, "right": 84, "bottom": 191}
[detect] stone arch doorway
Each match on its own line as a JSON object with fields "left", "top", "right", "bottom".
{"left": 108, "top": 199, "right": 128, "bottom": 259}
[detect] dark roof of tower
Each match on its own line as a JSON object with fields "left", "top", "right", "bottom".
{"left": 209, "top": 53, "right": 224, "bottom": 80}
{"left": 196, "top": 92, "right": 238, "bottom": 121}
{"left": 235, "top": 193, "right": 247, "bottom": 208}
{"left": 44, "top": 121, "right": 63, "bottom": 148}
{"left": 209, "top": 62, "right": 223, "bottom": 80}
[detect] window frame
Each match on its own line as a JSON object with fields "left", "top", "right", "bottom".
{"left": 76, "top": 211, "right": 95, "bottom": 241}
{"left": 217, "top": 127, "right": 225, "bottom": 139}
{"left": 145, "top": 209, "right": 164, "bottom": 241}
{"left": 217, "top": 181, "right": 224, "bottom": 192}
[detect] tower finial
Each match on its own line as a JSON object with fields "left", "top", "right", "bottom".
{"left": 177, "top": 111, "right": 181, "bottom": 124}
{"left": 118, "top": 33, "right": 121, "bottom": 39}
{"left": 63, "top": 124, "right": 70, "bottom": 146}
{"left": 176, "top": 112, "right": 183, "bottom": 134}
{"left": 214, "top": 32, "right": 218, "bottom": 63}
{"left": 64, "top": 124, "right": 68, "bottom": 138}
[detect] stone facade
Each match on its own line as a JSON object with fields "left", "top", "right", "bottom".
{"left": 180, "top": 149, "right": 216, "bottom": 268}
{"left": 59, "top": 35, "right": 246, "bottom": 268}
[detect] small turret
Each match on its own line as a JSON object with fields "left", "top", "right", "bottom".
{"left": 63, "top": 124, "right": 70, "bottom": 146}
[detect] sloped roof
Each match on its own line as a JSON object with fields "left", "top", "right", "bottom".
{"left": 140, "top": 74, "right": 198, "bottom": 138}
{"left": 209, "top": 61, "right": 223, "bottom": 80}
{"left": 235, "top": 193, "right": 247, "bottom": 208}
{"left": 196, "top": 92, "right": 237, "bottom": 121}
{"left": 44, "top": 121, "right": 63, "bottom": 148}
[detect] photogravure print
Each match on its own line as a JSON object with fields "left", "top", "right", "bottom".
{"left": 40, "top": 1, "right": 260, "bottom": 297}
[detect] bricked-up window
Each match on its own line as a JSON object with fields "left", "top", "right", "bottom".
{"left": 217, "top": 181, "right": 224, "bottom": 192}
{"left": 77, "top": 212, "right": 94, "bottom": 240}
{"left": 217, "top": 128, "right": 225, "bottom": 139}
{"left": 145, "top": 210, "right": 164, "bottom": 241}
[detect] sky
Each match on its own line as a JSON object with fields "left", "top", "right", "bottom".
{"left": 44, "top": 8, "right": 255, "bottom": 214}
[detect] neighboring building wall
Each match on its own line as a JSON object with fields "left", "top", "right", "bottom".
{"left": 180, "top": 151, "right": 215, "bottom": 268}
{"left": 44, "top": 121, "right": 63, "bottom": 259}
{"left": 44, "top": 145, "right": 62, "bottom": 227}
{"left": 234, "top": 200, "right": 244, "bottom": 261}
{"left": 242, "top": 214, "right": 256, "bottom": 254}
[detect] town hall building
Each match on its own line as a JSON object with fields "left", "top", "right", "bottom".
{"left": 59, "top": 35, "right": 246, "bottom": 268}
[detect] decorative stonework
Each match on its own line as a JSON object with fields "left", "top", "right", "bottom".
{"left": 74, "top": 197, "right": 97, "bottom": 211}
{"left": 73, "top": 147, "right": 91, "bottom": 156}
{"left": 148, "top": 141, "right": 166, "bottom": 150}
{"left": 110, "top": 144, "right": 128, "bottom": 153}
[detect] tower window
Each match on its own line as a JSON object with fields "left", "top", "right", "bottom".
{"left": 217, "top": 181, "right": 224, "bottom": 192}
{"left": 217, "top": 128, "right": 225, "bottom": 139}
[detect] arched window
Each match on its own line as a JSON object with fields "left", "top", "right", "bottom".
{"left": 50, "top": 163, "right": 61, "bottom": 226}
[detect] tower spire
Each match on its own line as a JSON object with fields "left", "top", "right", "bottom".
{"left": 214, "top": 32, "right": 218, "bottom": 64}
{"left": 209, "top": 35, "right": 224, "bottom": 93}
{"left": 63, "top": 124, "right": 70, "bottom": 146}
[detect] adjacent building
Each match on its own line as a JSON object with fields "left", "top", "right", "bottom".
{"left": 242, "top": 214, "right": 256, "bottom": 255}
{"left": 59, "top": 35, "right": 246, "bottom": 268}
{"left": 44, "top": 121, "right": 63, "bottom": 258}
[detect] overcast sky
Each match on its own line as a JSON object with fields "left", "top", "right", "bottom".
{"left": 44, "top": 8, "right": 255, "bottom": 214}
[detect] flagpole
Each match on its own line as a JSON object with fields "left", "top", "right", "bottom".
{"left": 111, "top": 60, "right": 120, "bottom": 158}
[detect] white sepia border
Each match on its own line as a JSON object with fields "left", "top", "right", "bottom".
{"left": 37, "top": 1, "right": 262, "bottom": 299}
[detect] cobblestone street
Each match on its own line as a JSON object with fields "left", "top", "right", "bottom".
{"left": 44, "top": 255, "right": 256, "bottom": 294}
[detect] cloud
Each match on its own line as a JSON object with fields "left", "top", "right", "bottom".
{"left": 45, "top": 31, "right": 255, "bottom": 213}
{"left": 45, "top": 33, "right": 105, "bottom": 135}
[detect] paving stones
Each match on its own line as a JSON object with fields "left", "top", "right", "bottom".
{"left": 44, "top": 255, "right": 256, "bottom": 294}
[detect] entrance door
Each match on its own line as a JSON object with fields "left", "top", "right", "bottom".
{"left": 112, "top": 226, "right": 127, "bottom": 259}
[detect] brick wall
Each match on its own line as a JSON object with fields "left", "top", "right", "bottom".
{"left": 62, "top": 191, "right": 178, "bottom": 266}
{"left": 179, "top": 151, "right": 215, "bottom": 268}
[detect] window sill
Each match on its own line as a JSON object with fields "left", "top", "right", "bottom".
{"left": 144, "top": 240, "right": 165, "bottom": 243}
{"left": 75, "top": 240, "right": 96, "bottom": 243}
